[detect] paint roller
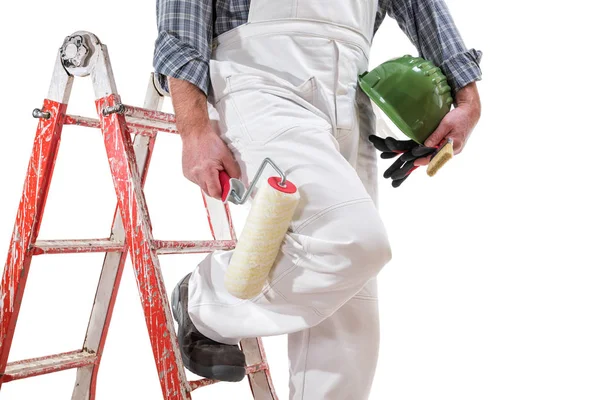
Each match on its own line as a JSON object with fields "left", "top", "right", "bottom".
{"left": 219, "top": 158, "right": 300, "bottom": 299}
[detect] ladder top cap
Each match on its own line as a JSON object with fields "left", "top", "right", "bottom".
{"left": 60, "top": 31, "right": 102, "bottom": 77}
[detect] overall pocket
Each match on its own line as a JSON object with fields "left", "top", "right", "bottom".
{"left": 217, "top": 72, "right": 331, "bottom": 145}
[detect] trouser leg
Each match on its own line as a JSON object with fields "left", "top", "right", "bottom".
{"left": 288, "top": 278, "right": 380, "bottom": 400}
{"left": 288, "top": 90, "right": 383, "bottom": 400}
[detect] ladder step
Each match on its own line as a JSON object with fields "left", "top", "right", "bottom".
{"left": 64, "top": 113, "right": 178, "bottom": 135}
{"left": 32, "top": 239, "right": 124, "bottom": 255}
{"left": 3, "top": 350, "right": 97, "bottom": 382}
{"left": 154, "top": 240, "right": 236, "bottom": 255}
{"left": 188, "top": 361, "right": 268, "bottom": 391}
{"left": 31, "top": 239, "right": 235, "bottom": 255}
{"left": 121, "top": 104, "right": 176, "bottom": 124}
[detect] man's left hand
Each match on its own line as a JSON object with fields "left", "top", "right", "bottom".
{"left": 414, "top": 82, "right": 481, "bottom": 166}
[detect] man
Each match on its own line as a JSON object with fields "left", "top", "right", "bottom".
{"left": 154, "top": 1, "right": 482, "bottom": 398}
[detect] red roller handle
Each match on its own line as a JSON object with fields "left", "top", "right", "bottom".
{"left": 219, "top": 170, "right": 231, "bottom": 203}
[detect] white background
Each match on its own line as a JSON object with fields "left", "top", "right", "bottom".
{"left": 1, "top": 1, "right": 599, "bottom": 399}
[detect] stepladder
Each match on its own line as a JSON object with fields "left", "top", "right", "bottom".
{"left": 0, "top": 31, "right": 278, "bottom": 400}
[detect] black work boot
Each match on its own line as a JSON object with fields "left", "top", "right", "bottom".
{"left": 171, "top": 273, "right": 246, "bottom": 381}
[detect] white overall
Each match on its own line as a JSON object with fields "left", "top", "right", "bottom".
{"left": 188, "top": 1, "right": 392, "bottom": 398}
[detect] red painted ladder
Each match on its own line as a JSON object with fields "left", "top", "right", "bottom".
{"left": 0, "top": 31, "right": 278, "bottom": 400}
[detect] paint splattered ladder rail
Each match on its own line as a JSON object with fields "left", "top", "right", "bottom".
{"left": 0, "top": 31, "right": 278, "bottom": 400}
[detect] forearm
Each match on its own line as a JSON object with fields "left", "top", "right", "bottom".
{"left": 169, "top": 79, "right": 242, "bottom": 196}
{"left": 169, "top": 77, "right": 211, "bottom": 138}
{"left": 455, "top": 82, "right": 481, "bottom": 117}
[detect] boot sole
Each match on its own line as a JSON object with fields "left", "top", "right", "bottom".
{"left": 171, "top": 275, "right": 246, "bottom": 382}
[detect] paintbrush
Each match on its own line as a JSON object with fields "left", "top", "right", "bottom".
{"left": 427, "top": 138, "right": 454, "bottom": 177}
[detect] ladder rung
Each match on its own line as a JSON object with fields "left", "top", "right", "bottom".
{"left": 245, "top": 361, "right": 269, "bottom": 375}
{"left": 32, "top": 239, "right": 124, "bottom": 255}
{"left": 64, "top": 114, "right": 178, "bottom": 135}
{"left": 154, "top": 240, "right": 236, "bottom": 255}
{"left": 188, "top": 362, "right": 268, "bottom": 391}
{"left": 32, "top": 239, "right": 235, "bottom": 255}
{"left": 3, "top": 350, "right": 97, "bottom": 382}
{"left": 121, "top": 104, "right": 175, "bottom": 124}
{"left": 64, "top": 114, "right": 101, "bottom": 128}
{"left": 128, "top": 117, "right": 178, "bottom": 134}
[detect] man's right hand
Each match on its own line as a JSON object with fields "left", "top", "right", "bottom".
{"left": 169, "top": 77, "right": 241, "bottom": 199}
{"left": 181, "top": 126, "right": 241, "bottom": 199}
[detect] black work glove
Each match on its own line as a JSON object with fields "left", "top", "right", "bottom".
{"left": 368, "top": 135, "right": 437, "bottom": 188}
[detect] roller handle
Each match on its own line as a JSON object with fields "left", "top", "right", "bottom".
{"left": 219, "top": 162, "right": 297, "bottom": 205}
{"left": 219, "top": 170, "right": 232, "bottom": 203}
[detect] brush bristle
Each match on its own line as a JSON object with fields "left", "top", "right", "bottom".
{"left": 427, "top": 142, "right": 453, "bottom": 177}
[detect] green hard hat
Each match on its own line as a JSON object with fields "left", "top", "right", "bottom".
{"left": 359, "top": 55, "right": 454, "bottom": 144}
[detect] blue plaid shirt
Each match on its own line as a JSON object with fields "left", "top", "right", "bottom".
{"left": 154, "top": 0, "right": 482, "bottom": 96}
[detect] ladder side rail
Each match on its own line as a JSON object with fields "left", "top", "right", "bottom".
{"left": 240, "top": 339, "right": 279, "bottom": 400}
{"left": 71, "top": 74, "right": 164, "bottom": 400}
{"left": 0, "top": 53, "right": 73, "bottom": 387}
{"left": 91, "top": 47, "right": 189, "bottom": 398}
{"left": 96, "top": 91, "right": 189, "bottom": 399}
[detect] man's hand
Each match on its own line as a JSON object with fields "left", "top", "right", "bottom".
{"left": 169, "top": 77, "right": 241, "bottom": 199}
{"left": 181, "top": 127, "right": 241, "bottom": 198}
{"left": 414, "top": 82, "right": 481, "bottom": 166}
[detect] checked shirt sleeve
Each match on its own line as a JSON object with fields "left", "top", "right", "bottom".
{"left": 153, "top": 0, "right": 214, "bottom": 95}
{"left": 386, "top": 0, "right": 482, "bottom": 93}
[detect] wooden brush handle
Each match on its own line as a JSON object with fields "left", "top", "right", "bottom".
{"left": 426, "top": 140, "right": 454, "bottom": 177}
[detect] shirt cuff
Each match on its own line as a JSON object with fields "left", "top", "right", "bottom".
{"left": 153, "top": 31, "right": 211, "bottom": 95}
{"left": 439, "top": 49, "right": 483, "bottom": 94}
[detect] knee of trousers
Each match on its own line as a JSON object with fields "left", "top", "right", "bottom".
{"left": 343, "top": 216, "right": 391, "bottom": 281}
{"left": 338, "top": 207, "right": 392, "bottom": 283}
{"left": 290, "top": 199, "right": 392, "bottom": 307}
